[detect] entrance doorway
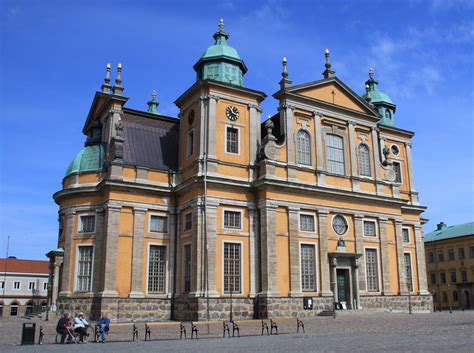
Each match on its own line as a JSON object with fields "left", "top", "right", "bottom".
{"left": 337, "top": 269, "right": 351, "bottom": 308}
{"left": 464, "top": 291, "right": 471, "bottom": 309}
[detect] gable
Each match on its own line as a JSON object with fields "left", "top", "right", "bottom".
{"left": 289, "top": 79, "right": 377, "bottom": 116}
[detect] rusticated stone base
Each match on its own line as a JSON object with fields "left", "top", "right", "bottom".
{"left": 257, "top": 296, "right": 333, "bottom": 318}
{"left": 172, "top": 297, "right": 256, "bottom": 321}
{"left": 360, "top": 295, "right": 432, "bottom": 311}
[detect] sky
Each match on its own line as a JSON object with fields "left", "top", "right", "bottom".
{"left": 0, "top": 0, "right": 473, "bottom": 260}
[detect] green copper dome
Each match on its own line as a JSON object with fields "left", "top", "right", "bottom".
{"left": 361, "top": 68, "right": 396, "bottom": 127}
{"left": 65, "top": 144, "right": 106, "bottom": 177}
{"left": 194, "top": 19, "right": 247, "bottom": 86}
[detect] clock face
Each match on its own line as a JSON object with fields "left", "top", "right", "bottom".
{"left": 226, "top": 106, "right": 239, "bottom": 121}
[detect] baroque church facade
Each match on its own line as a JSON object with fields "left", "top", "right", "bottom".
{"left": 53, "top": 20, "right": 431, "bottom": 321}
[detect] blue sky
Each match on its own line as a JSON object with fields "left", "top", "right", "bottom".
{"left": 1, "top": 0, "right": 473, "bottom": 260}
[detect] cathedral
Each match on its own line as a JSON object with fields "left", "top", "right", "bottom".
{"left": 53, "top": 20, "right": 431, "bottom": 321}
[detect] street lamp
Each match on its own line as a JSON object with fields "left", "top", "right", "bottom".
{"left": 447, "top": 284, "right": 452, "bottom": 314}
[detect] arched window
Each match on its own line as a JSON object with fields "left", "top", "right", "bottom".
{"left": 326, "top": 134, "right": 345, "bottom": 175}
{"left": 358, "top": 144, "right": 371, "bottom": 177}
{"left": 296, "top": 130, "right": 311, "bottom": 165}
{"left": 385, "top": 110, "right": 391, "bottom": 121}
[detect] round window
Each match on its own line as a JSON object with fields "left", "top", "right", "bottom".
{"left": 391, "top": 144, "right": 400, "bottom": 156}
{"left": 332, "top": 215, "right": 348, "bottom": 235}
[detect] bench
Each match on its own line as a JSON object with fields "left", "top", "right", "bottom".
{"left": 94, "top": 323, "right": 138, "bottom": 342}
{"left": 144, "top": 322, "right": 186, "bottom": 341}
{"left": 268, "top": 318, "right": 305, "bottom": 335}
{"left": 38, "top": 325, "right": 94, "bottom": 344}
{"left": 230, "top": 319, "right": 272, "bottom": 337}
{"left": 190, "top": 320, "right": 230, "bottom": 339}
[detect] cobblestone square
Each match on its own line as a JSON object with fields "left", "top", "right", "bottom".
{"left": 1, "top": 311, "right": 473, "bottom": 352}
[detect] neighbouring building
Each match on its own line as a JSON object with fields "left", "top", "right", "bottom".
{"left": 53, "top": 20, "right": 430, "bottom": 321}
{"left": 0, "top": 257, "right": 49, "bottom": 318}
{"left": 424, "top": 221, "right": 474, "bottom": 310}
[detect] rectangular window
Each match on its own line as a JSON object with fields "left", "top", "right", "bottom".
{"left": 300, "top": 244, "right": 317, "bottom": 291}
{"left": 184, "top": 212, "right": 192, "bottom": 231}
{"left": 437, "top": 250, "right": 444, "bottom": 262}
{"left": 80, "top": 215, "right": 95, "bottom": 232}
{"left": 186, "top": 130, "right": 194, "bottom": 158}
{"left": 226, "top": 126, "right": 239, "bottom": 154}
{"left": 299, "top": 214, "right": 315, "bottom": 232}
{"left": 223, "top": 210, "right": 241, "bottom": 229}
{"left": 470, "top": 245, "right": 474, "bottom": 258}
{"left": 0, "top": 281, "right": 4, "bottom": 289}
{"left": 28, "top": 282, "right": 35, "bottom": 290}
{"left": 13, "top": 281, "right": 20, "bottom": 290}
{"left": 402, "top": 228, "right": 410, "bottom": 242}
{"left": 448, "top": 249, "right": 455, "bottom": 261}
{"left": 43, "top": 282, "right": 48, "bottom": 290}
{"left": 365, "top": 249, "right": 379, "bottom": 291}
{"left": 326, "top": 134, "right": 345, "bottom": 175}
{"left": 430, "top": 273, "right": 436, "bottom": 285}
{"left": 148, "top": 245, "right": 166, "bottom": 293}
{"left": 393, "top": 162, "right": 402, "bottom": 183}
{"left": 451, "top": 271, "right": 457, "bottom": 283}
{"left": 440, "top": 272, "right": 446, "bottom": 284}
{"left": 363, "top": 221, "right": 376, "bottom": 237}
{"left": 404, "top": 253, "right": 413, "bottom": 292}
{"left": 150, "top": 215, "right": 168, "bottom": 233}
{"left": 10, "top": 305, "right": 18, "bottom": 317}
{"left": 183, "top": 244, "right": 191, "bottom": 293}
{"left": 76, "top": 246, "right": 93, "bottom": 291}
{"left": 461, "top": 271, "right": 467, "bottom": 282}
{"left": 428, "top": 252, "right": 434, "bottom": 263}
{"left": 458, "top": 247, "right": 465, "bottom": 260}
{"left": 224, "top": 242, "right": 241, "bottom": 293}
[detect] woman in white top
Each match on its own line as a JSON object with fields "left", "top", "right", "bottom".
{"left": 73, "top": 312, "right": 89, "bottom": 343}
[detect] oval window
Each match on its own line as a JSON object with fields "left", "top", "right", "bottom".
{"left": 332, "top": 215, "right": 348, "bottom": 235}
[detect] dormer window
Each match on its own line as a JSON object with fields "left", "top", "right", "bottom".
{"left": 385, "top": 110, "right": 391, "bottom": 121}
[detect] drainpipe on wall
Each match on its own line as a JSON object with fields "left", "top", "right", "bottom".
{"left": 169, "top": 170, "right": 178, "bottom": 320}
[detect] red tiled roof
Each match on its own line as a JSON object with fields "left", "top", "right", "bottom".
{"left": 0, "top": 258, "right": 49, "bottom": 274}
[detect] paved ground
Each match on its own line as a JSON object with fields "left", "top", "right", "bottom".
{"left": 1, "top": 311, "right": 473, "bottom": 352}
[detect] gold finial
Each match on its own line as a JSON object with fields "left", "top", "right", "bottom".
{"left": 219, "top": 18, "right": 224, "bottom": 31}
{"left": 282, "top": 56, "right": 288, "bottom": 78}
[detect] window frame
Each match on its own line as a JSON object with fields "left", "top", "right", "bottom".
{"left": 458, "top": 247, "right": 465, "bottom": 260}
{"left": 447, "top": 248, "right": 455, "bottom": 261}
{"left": 392, "top": 161, "right": 403, "bottom": 184}
{"left": 299, "top": 242, "right": 318, "bottom": 293}
{"left": 222, "top": 208, "right": 243, "bottom": 231}
{"left": 0, "top": 281, "right": 4, "bottom": 289}
{"left": 299, "top": 212, "right": 316, "bottom": 233}
{"left": 149, "top": 213, "right": 169, "bottom": 233}
{"left": 357, "top": 143, "right": 372, "bottom": 178}
{"left": 13, "top": 281, "right": 21, "bottom": 290}
{"left": 362, "top": 219, "right": 378, "bottom": 237}
{"left": 78, "top": 213, "right": 96, "bottom": 233}
{"left": 183, "top": 212, "right": 192, "bottom": 232}
{"left": 222, "top": 240, "right": 243, "bottom": 295}
{"left": 225, "top": 125, "right": 240, "bottom": 155}
{"left": 461, "top": 270, "right": 467, "bottom": 282}
{"left": 404, "top": 252, "right": 414, "bottom": 292}
{"left": 440, "top": 272, "right": 446, "bottom": 284}
{"left": 43, "top": 282, "right": 48, "bottom": 291}
{"left": 146, "top": 243, "right": 168, "bottom": 295}
{"left": 437, "top": 249, "right": 444, "bottom": 262}
{"left": 332, "top": 214, "right": 348, "bottom": 236}
{"left": 325, "top": 133, "right": 346, "bottom": 176}
{"left": 402, "top": 227, "right": 410, "bottom": 242}
{"left": 450, "top": 270, "right": 457, "bottom": 283}
{"left": 427, "top": 251, "right": 434, "bottom": 263}
{"left": 183, "top": 244, "right": 192, "bottom": 293}
{"left": 296, "top": 129, "right": 312, "bottom": 166}
{"left": 74, "top": 244, "right": 95, "bottom": 292}
{"left": 364, "top": 246, "right": 381, "bottom": 292}
{"left": 28, "top": 281, "right": 36, "bottom": 291}
{"left": 186, "top": 129, "right": 194, "bottom": 159}
{"left": 10, "top": 303, "right": 19, "bottom": 317}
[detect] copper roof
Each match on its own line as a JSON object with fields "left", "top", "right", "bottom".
{"left": 0, "top": 258, "right": 49, "bottom": 274}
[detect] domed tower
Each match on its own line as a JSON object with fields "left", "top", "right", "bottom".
{"left": 193, "top": 19, "right": 247, "bottom": 86}
{"left": 362, "top": 68, "right": 396, "bottom": 126}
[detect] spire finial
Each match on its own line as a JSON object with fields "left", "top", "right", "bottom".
{"left": 112, "top": 63, "right": 124, "bottom": 95}
{"left": 219, "top": 18, "right": 224, "bottom": 32}
{"left": 101, "top": 63, "right": 113, "bottom": 93}
{"left": 147, "top": 89, "right": 160, "bottom": 114}
{"left": 279, "top": 56, "right": 292, "bottom": 89}
{"left": 369, "top": 67, "right": 374, "bottom": 80}
{"left": 322, "top": 49, "right": 335, "bottom": 79}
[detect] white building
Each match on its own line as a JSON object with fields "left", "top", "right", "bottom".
{"left": 0, "top": 257, "right": 49, "bottom": 318}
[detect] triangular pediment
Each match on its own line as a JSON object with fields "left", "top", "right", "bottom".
{"left": 288, "top": 77, "right": 379, "bottom": 117}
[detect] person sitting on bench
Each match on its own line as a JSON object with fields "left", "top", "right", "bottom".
{"left": 97, "top": 311, "right": 110, "bottom": 342}
{"left": 56, "top": 312, "right": 74, "bottom": 344}
{"left": 73, "top": 312, "right": 89, "bottom": 343}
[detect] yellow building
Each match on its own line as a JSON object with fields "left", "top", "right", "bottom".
{"left": 424, "top": 222, "right": 474, "bottom": 310}
{"left": 53, "top": 20, "right": 431, "bottom": 321}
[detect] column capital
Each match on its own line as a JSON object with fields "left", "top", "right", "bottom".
{"left": 64, "top": 209, "right": 76, "bottom": 216}
{"left": 280, "top": 103, "right": 295, "bottom": 110}
{"left": 378, "top": 217, "right": 388, "bottom": 223}
{"left": 208, "top": 93, "right": 220, "bottom": 101}
{"left": 313, "top": 110, "right": 322, "bottom": 117}
{"left": 405, "top": 141, "right": 412, "bottom": 148}
{"left": 394, "top": 219, "right": 404, "bottom": 225}
{"left": 354, "top": 214, "right": 364, "bottom": 220}
{"left": 247, "top": 103, "right": 263, "bottom": 112}
{"left": 317, "top": 210, "right": 329, "bottom": 216}
{"left": 348, "top": 119, "right": 357, "bottom": 126}
{"left": 288, "top": 206, "right": 300, "bottom": 213}
{"left": 133, "top": 207, "right": 147, "bottom": 214}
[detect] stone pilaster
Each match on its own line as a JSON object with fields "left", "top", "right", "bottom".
{"left": 198, "top": 95, "right": 209, "bottom": 160}
{"left": 288, "top": 207, "right": 302, "bottom": 297}
{"left": 378, "top": 218, "right": 392, "bottom": 295}
{"left": 249, "top": 207, "right": 259, "bottom": 297}
{"left": 205, "top": 203, "right": 219, "bottom": 297}
{"left": 167, "top": 210, "right": 177, "bottom": 298}
{"left": 207, "top": 94, "right": 218, "bottom": 159}
{"left": 100, "top": 205, "right": 120, "bottom": 297}
{"left": 92, "top": 208, "right": 105, "bottom": 293}
{"left": 348, "top": 120, "right": 359, "bottom": 191}
{"left": 129, "top": 208, "right": 146, "bottom": 298}
{"left": 318, "top": 211, "right": 331, "bottom": 296}
{"left": 190, "top": 203, "right": 203, "bottom": 297}
{"left": 59, "top": 210, "right": 75, "bottom": 297}
{"left": 354, "top": 258, "right": 361, "bottom": 309}
{"left": 314, "top": 112, "right": 326, "bottom": 186}
{"left": 248, "top": 104, "right": 262, "bottom": 167}
{"left": 51, "top": 258, "right": 62, "bottom": 310}
{"left": 354, "top": 215, "right": 367, "bottom": 293}
{"left": 405, "top": 142, "right": 419, "bottom": 205}
{"left": 395, "top": 220, "right": 408, "bottom": 294}
{"left": 259, "top": 203, "right": 279, "bottom": 296}
{"left": 281, "top": 104, "right": 295, "bottom": 165}
{"left": 371, "top": 127, "right": 384, "bottom": 195}
{"left": 414, "top": 225, "right": 430, "bottom": 295}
